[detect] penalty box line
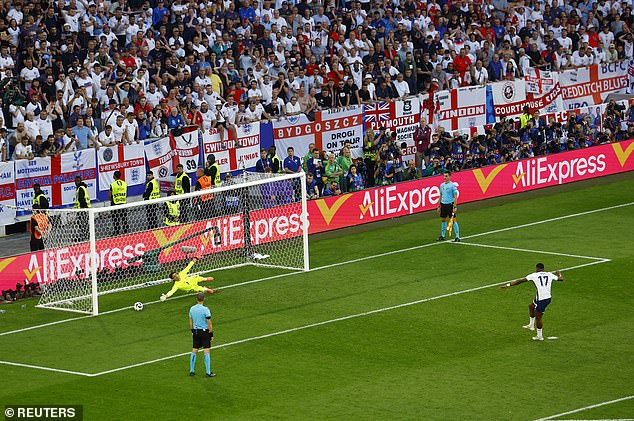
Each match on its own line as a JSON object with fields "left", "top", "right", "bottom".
{"left": 0, "top": 200, "right": 629, "bottom": 339}
{"left": 451, "top": 242, "right": 611, "bottom": 262}
{"left": 0, "top": 259, "right": 609, "bottom": 377}
{"left": 535, "top": 394, "right": 634, "bottom": 421}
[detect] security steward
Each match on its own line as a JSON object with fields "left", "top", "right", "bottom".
{"left": 364, "top": 129, "right": 379, "bottom": 187}
{"left": 164, "top": 189, "right": 180, "bottom": 226}
{"left": 268, "top": 145, "right": 283, "bottom": 173}
{"left": 32, "top": 183, "right": 49, "bottom": 210}
{"left": 29, "top": 208, "right": 48, "bottom": 251}
{"left": 109, "top": 170, "right": 129, "bottom": 236}
{"left": 74, "top": 175, "right": 91, "bottom": 241}
{"left": 204, "top": 154, "right": 221, "bottom": 187}
{"left": 195, "top": 167, "right": 214, "bottom": 218}
{"left": 173, "top": 163, "right": 191, "bottom": 223}
{"left": 143, "top": 171, "right": 161, "bottom": 229}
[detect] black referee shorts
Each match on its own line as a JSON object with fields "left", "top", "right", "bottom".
{"left": 192, "top": 329, "right": 211, "bottom": 349}
{"left": 440, "top": 203, "right": 455, "bottom": 218}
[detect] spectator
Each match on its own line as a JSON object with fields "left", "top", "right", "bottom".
{"left": 322, "top": 180, "right": 341, "bottom": 197}
{"left": 72, "top": 118, "right": 92, "bottom": 150}
{"left": 324, "top": 153, "right": 343, "bottom": 185}
{"left": 346, "top": 165, "right": 364, "bottom": 191}
{"left": 305, "top": 173, "right": 320, "bottom": 199}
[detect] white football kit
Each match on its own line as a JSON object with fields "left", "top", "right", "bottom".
{"left": 526, "top": 271, "right": 559, "bottom": 301}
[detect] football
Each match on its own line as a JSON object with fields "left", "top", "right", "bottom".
{"left": 133, "top": 302, "right": 144, "bottom": 311}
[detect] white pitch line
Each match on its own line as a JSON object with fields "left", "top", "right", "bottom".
{"left": 535, "top": 395, "right": 634, "bottom": 421}
{"left": 1, "top": 200, "right": 630, "bottom": 338}
{"left": 0, "top": 360, "right": 92, "bottom": 377}
{"left": 453, "top": 242, "right": 610, "bottom": 262}
{"left": 0, "top": 259, "right": 604, "bottom": 377}
{"left": 462, "top": 201, "right": 634, "bottom": 240}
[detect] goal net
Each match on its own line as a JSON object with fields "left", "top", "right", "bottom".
{"left": 37, "top": 171, "right": 309, "bottom": 315}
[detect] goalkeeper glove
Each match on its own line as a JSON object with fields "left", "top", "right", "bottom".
{"left": 160, "top": 294, "right": 167, "bottom": 302}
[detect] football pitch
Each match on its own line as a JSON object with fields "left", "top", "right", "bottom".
{"left": 1, "top": 174, "right": 633, "bottom": 420}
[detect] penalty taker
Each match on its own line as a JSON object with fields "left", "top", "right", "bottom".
{"left": 161, "top": 253, "right": 216, "bottom": 301}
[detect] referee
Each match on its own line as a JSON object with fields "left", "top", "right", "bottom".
{"left": 189, "top": 292, "right": 215, "bottom": 377}
{"left": 436, "top": 171, "right": 461, "bottom": 242}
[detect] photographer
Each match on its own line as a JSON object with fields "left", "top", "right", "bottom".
{"left": 405, "top": 160, "right": 422, "bottom": 180}
{"left": 461, "top": 154, "right": 475, "bottom": 171}
{"left": 374, "top": 159, "right": 388, "bottom": 185}
{"left": 428, "top": 133, "right": 448, "bottom": 158}
{"left": 425, "top": 157, "right": 445, "bottom": 177}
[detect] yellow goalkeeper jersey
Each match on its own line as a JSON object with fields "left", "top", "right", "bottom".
{"left": 165, "top": 261, "right": 205, "bottom": 297}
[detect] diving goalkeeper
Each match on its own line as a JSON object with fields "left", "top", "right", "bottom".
{"left": 160, "top": 256, "right": 216, "bottom": 302}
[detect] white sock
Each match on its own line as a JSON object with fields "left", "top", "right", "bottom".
{"left": 529, "top": 317, "right": 535, "bottom": 327}
{"left": 536, "top": 328, "right": 543, "bottom": 338}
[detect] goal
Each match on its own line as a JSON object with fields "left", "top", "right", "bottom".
{"left": 37, "top": 171, "right": 309, "bottom": 315}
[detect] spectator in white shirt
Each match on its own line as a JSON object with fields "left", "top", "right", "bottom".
{"left": 472, "top": 60, "right": 489, "bottom": 85}
{"left": 111, "top": 115, "right": 127, "bottom": 143}
{"left": 14, "top": 137, "right": 34, "bottom": 160}
{"left": 145, "top": 83, "right": 163, "bottom": 108}
{"left": 286, "top": 95, "right": 302, "bottom": 116}
{"left": 122, "top": 113, "right": 140, "bottom": 144}
{"left": 24, "top": 112, "right": 40, "bottom": 141}
{"left": 557, "top": 29, "right": 573, "bottom": 52}
{"left": 199, "top": 102, "right": 215, "bottom": 131}
{"left": 393, "top": 73, "right": 410, "bottom": 98}
{"left": 598, "top": 27, "right": 615, "bottom": 48}
{"left": 36, "top": 110, "right": 55, "bottom": 140}
{"left": 20, "top": 58, "right": 40, "bottom": 91}
{"left": 259, "top": 75, "right": 274, "bottom": 105}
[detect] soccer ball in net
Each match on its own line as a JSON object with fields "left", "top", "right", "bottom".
{"left": 133, "top": 302, "right": 144, "bottom": 311}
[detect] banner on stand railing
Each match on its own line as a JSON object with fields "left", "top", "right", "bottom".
{"left": 0, "top": 161, "right": 16, "bottom": 225}
{"left": 274, "top": 106, "right": 364, "bottom": 161}
{"left": 201, "top": 122, "right": 261, "bottom": 173}
{"left": 434, "top": 85, "right": 487, "bottom": 132}
{"left": 98, "top": 144, "right": 146, "bottom": 197}
{"left": 560, "top": 62, "right": 628, "bottom": 110}
{"left": 15, "top": 153, "right": 97, "bottom": 208}
{"left": 172, "top": 126, "right": 202, "bottom": 173}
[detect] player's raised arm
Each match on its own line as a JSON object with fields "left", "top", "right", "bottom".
{"left": 500, "top": 278, "right": 528, "bottom": 289}
{"left": 555, "top": 270, "right": 564, "bottom": 281}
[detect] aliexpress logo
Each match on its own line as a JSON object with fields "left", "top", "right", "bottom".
{"left": 153, "top": 225, "right": 192, "bottom": 257}
{"left": 612, "top": 141, "right": 634, "bottom": 167}
{"left": 314, "top": 195, "right": 351, "bottom": 225}
{"left": 472, "top": 164, "right": 507, "bottom": 194}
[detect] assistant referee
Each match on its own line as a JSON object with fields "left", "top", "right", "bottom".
{"left": 437, "top": 171, "right": 461, "bottom": 242}
{"left": 189, "top": 292, "right": 215, "bottom": 377}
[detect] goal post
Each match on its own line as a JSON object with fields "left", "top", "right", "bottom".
{"left": 36, "top": 171, "right": 309, "bottom": 315}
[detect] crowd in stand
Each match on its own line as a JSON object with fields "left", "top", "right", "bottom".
{"left": 274, "top": 97, "right": 633, "bottom": 199}
{"left": 1, "top": 0, "right": 634, "bottom": 193}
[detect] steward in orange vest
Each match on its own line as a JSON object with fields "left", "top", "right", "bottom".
{"left": 195, "top": 167, "right": 213, "bottom": 201}
{"left": 30, "top": 209, "right": 48, "bottom": 251}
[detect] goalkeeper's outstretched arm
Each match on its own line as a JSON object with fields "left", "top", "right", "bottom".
{"left": 181, "top": 259, "right": 198, "bottom": 277}
{"left": 161, "top": 284, "right": 179, "bottom": 301}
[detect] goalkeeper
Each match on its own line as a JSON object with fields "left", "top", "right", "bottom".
{"left": 160, "top": 255, "right": 216, "bottom": 301}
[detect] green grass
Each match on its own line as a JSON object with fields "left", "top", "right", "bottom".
{"left": 1, "top": 174, "right": 633, "bottom": 420}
